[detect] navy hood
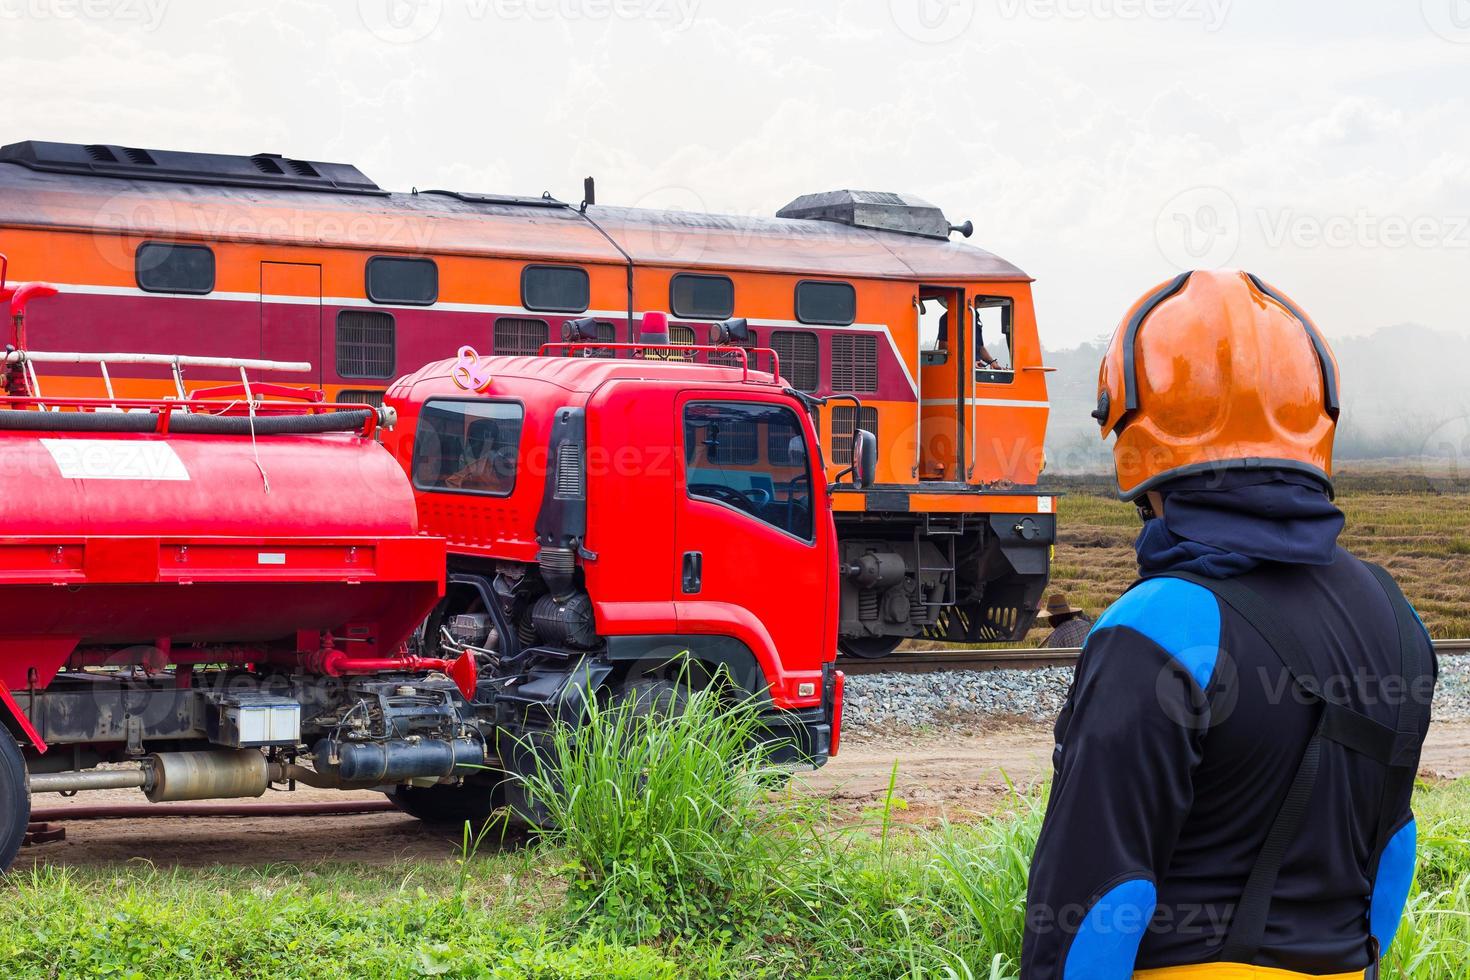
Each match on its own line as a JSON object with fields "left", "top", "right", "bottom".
{"left": 1135, "top": 470, "right": 1345, "bottom": 579}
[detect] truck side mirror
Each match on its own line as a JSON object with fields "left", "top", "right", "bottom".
{"left": 852, "top": 429, "right": 878, "bottom": 489}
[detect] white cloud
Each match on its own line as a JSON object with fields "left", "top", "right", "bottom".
{"left": 0, "top": 0, "right": 1464, "bottom": 347}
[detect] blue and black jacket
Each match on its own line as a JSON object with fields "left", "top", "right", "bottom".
{"left": 1022, "top": 547, "right": 1436, "bottom": 978}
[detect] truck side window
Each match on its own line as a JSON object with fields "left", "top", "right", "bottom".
{"left": 684, "top": 401, "right": 814, "bottom": 542}
{"left": 412, "top": 399, "right": 524, "bottom": 497}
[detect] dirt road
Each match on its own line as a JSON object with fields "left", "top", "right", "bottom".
{"left": 18, "top": 719, "right": 1470, "bottom": 869}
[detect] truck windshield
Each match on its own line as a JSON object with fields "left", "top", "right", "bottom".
{"left": 683, "top": 401, "right": 814, "bottom": 541}
{"left": 412, "top": 399, "right": 524, "bottom": 497}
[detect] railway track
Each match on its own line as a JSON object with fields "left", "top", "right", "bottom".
{"left": 846, "top": 638, "right": 1470, "bottom": 676}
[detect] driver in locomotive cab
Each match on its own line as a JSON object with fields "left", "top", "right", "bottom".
{"left": 1022, "top": 271, "right": 1436, "bottom": 979}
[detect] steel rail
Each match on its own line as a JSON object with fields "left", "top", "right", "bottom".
{"left": 848, "top": 638, "right": 1470, "bottom": 676}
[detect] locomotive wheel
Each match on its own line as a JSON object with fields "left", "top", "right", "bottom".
{"left": 0, "top": 726, "right": 31, "bottom": 871}
{"left": 837, "top": 636, "right": 904, "bottom": 659}
{"left": 387, "top": 773, "right": 503, "bottom": 828}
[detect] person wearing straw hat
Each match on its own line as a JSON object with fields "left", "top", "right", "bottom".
{"left": 1022, "top": 271, "right": 1436, "bottom": 980}
{"left": 1035, "top": 593, "right": 1092, "bottom": 649}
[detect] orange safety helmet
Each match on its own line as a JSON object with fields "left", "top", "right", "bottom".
{"left": 1094, "top": 269, "right": 1340, "bottom": 501}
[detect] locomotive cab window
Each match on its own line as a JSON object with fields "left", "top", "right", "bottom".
{"left": 670, "top": 274, "right": 734, "bottom": 320}
{"left": 136, "top": 242, "right": 215, "bottom": 294}
{"left": 795, "top": 280, "right": 856, "bottom": 326}
{"left": 412, "top": 399, "right": 524, "bottom": 497}
{"left": 917, "top": 292, "right": 950, "bottom": 365}
{"left": 974, "top": 297, "right": 1015, "bottom": 383}
{"left": 684, "top": 401, "right": 813, "bottom": 542}
{"left": 522, "top": 264, "right": 589, "bottom": 313}
{"left": 366, "top": 256, "right": 438, "bottom": 306}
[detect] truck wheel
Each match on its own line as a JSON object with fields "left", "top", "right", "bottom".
{"left": 838, "top": 636, "right": 903, "bottom": 659}
{"left": 387, "top": 773, "right": 502, "bottom": 827}
{"left": 0, "top": 726, "right": 31, "bottom": 871}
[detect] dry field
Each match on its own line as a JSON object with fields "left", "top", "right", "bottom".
{"left": 1049, "top": 473, "right": 1470, "bottom": 638}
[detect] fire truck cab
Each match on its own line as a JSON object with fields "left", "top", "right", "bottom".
{"left": 379, "top": 340, "right": 851, "bottom": 821}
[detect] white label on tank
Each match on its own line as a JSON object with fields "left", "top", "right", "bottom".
{"left": 257, "top": 553, "right": 286, "bottom": 565}
{"left": 1037, "top": 496, "right": 1054, "bottom": 513}
{"left": 41, "top": 439, "right": 190, "bottom": 481}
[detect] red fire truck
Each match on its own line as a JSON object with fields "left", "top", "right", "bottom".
{"left": 0, "top": 276, "right": 849, "bottom": 867}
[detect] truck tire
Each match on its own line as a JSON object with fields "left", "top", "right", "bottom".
{"left": 387, "top": 773, "right": 502, "bottom": 828}
{"left": 837, "top": 636, "right": 903, "bottom": 659}
{"left": 0, "top": 726, "right": 31, "bottom": 871}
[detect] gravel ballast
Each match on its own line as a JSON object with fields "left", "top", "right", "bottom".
{"left": 842, "top": 655, "right": 1470, "bottom": 737}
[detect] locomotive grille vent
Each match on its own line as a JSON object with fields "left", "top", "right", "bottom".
{"left": 335, "top": 310, "right": 395, "bottom": 379}
{"left": 337, "top": 389, "right": 385, "bottom": 408}
{"left": 666, "top": 323, "right": 697, "bottom": 361}
{"left": 554, "top": 443, "right": 586, "bottom": 499}
{"left": 771, "top": 330, "right": 819, "bottom": 391}
{"left": 493, "top": 317, "right": 549, "bottom": 357}
{"left": 831, "top": 334, "right": 878, "bottom": 392}
{"left": 710, "top": 330, "right": 757, "bottom": 368}
{"left": 830, "top": 406, "right": 878, "bottom": 465}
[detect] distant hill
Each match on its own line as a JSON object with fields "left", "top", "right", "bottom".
{"left": 1042, "top": 324, "right": 1470, "bottom": 474}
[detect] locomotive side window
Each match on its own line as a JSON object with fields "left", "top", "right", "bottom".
{"left": 795, "top": 280, "right": 856, "bottom": 326}
{"left": 493, "top": 317, "right": 550, "bottom": 356}
{"left": 770, "top": 330, "right": 819, "bottom": 391}
{"left": 522, "top": 265, "right": 590, "bottom": 313}
{"left": 335, "top": 310, "right": 395, "bottom": 379}
{"left": 366, "top": 256, "right": 438, "bottom": 306}
{"left": 412, "top": 399, "right": 524, "bottom": 497}
{"left": 974, "top": 296, "right": 1015, "bottom": 382}
{"left": 684, "top": 401, "right": 813, "bottom": 542}
{"left": 670, "top": 274, "right": 734, "bottom": 320}
{"left": 831, "top": 333, "right": 878, "bottom": 392}
{"left": 136, "top": 242, "right": 215, "bottom": 295}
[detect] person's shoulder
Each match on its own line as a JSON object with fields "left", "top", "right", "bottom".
{"left": 1087, "top": 577, "right": 1223, "bottom": 689}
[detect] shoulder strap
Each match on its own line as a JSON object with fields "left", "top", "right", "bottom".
{"left": 1142, "top": 567, "right": 1431, "bottom": 966}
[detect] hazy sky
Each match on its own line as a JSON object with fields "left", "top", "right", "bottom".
{"left": 4, "top": 0, "right": 1467, "bottom": 348}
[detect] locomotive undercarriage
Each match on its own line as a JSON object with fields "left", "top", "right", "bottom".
{"left": 834, "top": 508, "right": 1056, "bottom": 658}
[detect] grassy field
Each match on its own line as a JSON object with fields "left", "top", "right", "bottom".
{"left": 1048, "top": 475, "right": 1470, "bottom": 638}
{"left": 4, "top": 695, "right": 1468, "bottom": 978}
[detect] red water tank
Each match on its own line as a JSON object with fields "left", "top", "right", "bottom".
{"left": 0, "top": 423, "right": 446, "bottom": 691}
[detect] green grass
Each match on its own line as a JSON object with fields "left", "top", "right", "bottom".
{"left": 5, "top": 709, "right": 1469, "bottom": 978}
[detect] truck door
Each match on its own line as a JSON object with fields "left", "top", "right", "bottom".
{"left": 673, "top": 394, "right": 830, "bottom": 678}
{"left": 259, "top": 262, "right": 323, "bottom": 385}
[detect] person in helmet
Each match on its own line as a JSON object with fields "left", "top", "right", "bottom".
{"left": 1022, "top": 270, "right": 1435, "bottom": 979}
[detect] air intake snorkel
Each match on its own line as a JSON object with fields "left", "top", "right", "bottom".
{"left": 533, "top": 406, "right": 588, "bottom": 599}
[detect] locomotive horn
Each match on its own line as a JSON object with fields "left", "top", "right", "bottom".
{"left": 948, "top": 220, "right": 974, "bottom": 238}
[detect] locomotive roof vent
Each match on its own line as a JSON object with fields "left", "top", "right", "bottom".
{"left": 0, "top": 140, "right": 385, "bottom": 196}
{"left": 776, "top": 189, "right": 962, "bottom": 240}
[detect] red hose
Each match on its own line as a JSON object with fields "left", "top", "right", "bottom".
{"left": 30, "top": 799, "right": 397, "bottom": 822}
